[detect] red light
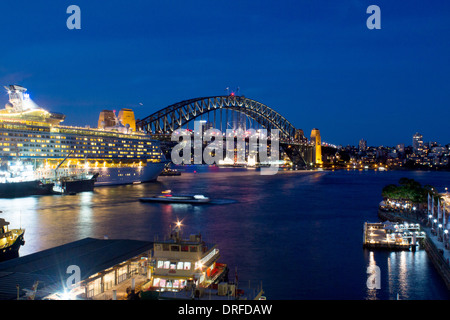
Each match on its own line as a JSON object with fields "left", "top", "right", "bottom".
{"left": 230, "top": 92, "right": 235, "bottom": 96}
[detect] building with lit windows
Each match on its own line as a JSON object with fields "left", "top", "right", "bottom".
{"left": 359, "top": 139, "right": 367, "bottom": 151}
{"left": 0, "top": 237, "right": 153, "bottom": 300}
{"left": 412, "top": 132, "right": 423, "bottom": 154}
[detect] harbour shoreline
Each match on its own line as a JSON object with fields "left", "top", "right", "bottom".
{"left": 378, "top": 208, "right": 450, "bottom": 290}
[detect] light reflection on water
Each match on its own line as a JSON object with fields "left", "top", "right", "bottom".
{"left": 0, "top": 168, "right": 449, "bottom": 299}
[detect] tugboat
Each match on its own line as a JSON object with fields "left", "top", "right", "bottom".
{"left": 53, "top": 173, "right": 99, "bottom": 194}
{"left": 139, "top": 221, "right": 229, "bottom": 299}
{"left": 0, "top": 216, "right": 25, "bottom": 261}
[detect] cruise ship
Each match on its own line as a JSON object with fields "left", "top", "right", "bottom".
{"left": 0, "top": 85, "right": 166, "bottom": 186}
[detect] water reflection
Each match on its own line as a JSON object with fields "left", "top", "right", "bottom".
{"left": 366, "top": 251, "right": 379, "bottom": 300}
{"left": 1, "top": 168, "right": 449, "bottom": 299}
{"left": 78, "top": 192, "right": 94, "bottom": 238}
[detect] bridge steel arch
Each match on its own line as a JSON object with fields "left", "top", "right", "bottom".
{"left": 136, "top": 96, "right": 304, "bottom": 142}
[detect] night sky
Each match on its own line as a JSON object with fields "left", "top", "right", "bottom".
{"left": 1, "top": 1, "right": 449, "bottom": 147}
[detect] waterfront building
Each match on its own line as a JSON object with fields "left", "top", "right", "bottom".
{"left": 0, "top": 85, "right": 166, "bottom": 185}
{"left": 0, "top": 237, "right": 153, "bottom": 300}
{"left": 310, "top": 128, "right": 323, "bottom": 165}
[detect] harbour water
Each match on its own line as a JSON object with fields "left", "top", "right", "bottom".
{"left": 1, "top": 168, "right": 449, "bottom": 300}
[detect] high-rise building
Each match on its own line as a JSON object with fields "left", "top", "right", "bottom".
{"left": 310, "top": 128, "right": 323, "bottom": 165}
{"left": 98, "top": 110, "right": 116, "bottom": 128}
{"left": 396, "top": 144, "right": 405, "bottom": 153}
{"left": 359, "top": 139, "right": 367, "bottom": 151}
{"left": 412, "top": 132, "right": 423, "bottom": 153}
{"left": 118, "top": 108, "right": 137, "bottom": 132}
{"left": 98, "top": 109, "right": 137, "bottom": 132}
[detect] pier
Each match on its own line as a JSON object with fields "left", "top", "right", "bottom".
{"left": 363, "top": 222, "right": 425, "bottom": 251}
{"left": 378, "top": 208, "right": 450, "bottom": 290}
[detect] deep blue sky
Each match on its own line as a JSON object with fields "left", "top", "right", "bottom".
{"left": 1, "top": 0, "right": 449, "bottom": 147}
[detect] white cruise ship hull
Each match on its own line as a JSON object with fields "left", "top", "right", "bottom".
{"left": 92, "top": 163, "right": 166, "bottom": 186}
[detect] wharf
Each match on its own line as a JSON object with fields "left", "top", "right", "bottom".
{"left": 378, "top": 208, "right": 450, "bottom": 290}
{"left": 362, "top": 222, "right": 420, "bottom": 251}
{"left": 421, "top": 226, "right": 450, "bottom": 290}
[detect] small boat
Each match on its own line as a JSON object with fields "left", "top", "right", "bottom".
{"left": 140, "top": 192, "right": 210, "bottom": 204}
{"left": 0, "top": 216, "right": 25, "bottom": 261}
{"left": 159, "top": 168, "right": 181, "bottom": 176}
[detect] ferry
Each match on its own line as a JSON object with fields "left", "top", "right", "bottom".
{"left": 0, "top": 216, "right": 25, "bottom": 261}
{"left": 139, "top": 221, "right": 229, "bottom": 299}
{"left": 139, "top": 191, "right": 210, "bottom": 204}
{"left": 0, "top": 85, "right": 166, "bottom": 187}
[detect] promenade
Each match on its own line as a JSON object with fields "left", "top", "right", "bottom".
{"left": 378, "top": 207, "right": 450, "bottom": 290}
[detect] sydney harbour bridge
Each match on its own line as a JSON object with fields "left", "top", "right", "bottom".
{"left": 136, "top": 95, "right": 315, "bottom": 168}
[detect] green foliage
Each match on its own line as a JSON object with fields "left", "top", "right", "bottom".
{"left": 382, "top": 178, "right": 440, "bottom": 204}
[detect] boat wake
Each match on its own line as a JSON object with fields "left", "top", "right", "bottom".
{"left": 205, "top": 199, "right": 237, "bottom": 205}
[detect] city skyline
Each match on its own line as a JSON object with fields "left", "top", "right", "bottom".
{"left": 1, "top": 1, "right": 450, "bottom": 147}
{"left": 347, "top": 132, "right": 449, "bottom": 149}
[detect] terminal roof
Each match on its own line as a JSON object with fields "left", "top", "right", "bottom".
{"left": 0, "top": 237, "right": 153, "bottom": 300}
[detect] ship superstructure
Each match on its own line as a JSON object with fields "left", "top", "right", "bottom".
{"left": 0, "top": 85, "right": 166, "bottom": 186}
{"left": 142, "top": 221, "right": 228, "bottom": 295}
